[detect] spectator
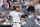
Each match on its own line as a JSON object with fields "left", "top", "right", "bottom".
{"left": 35, "top": 2, "right": 40, "bottom": 13}
{"left": 28, "top": 13, "right": 34, "bottom": 18}
{"left": 38, "top": 9, "right": 40, "bottom": 15}
{"left": 0, "top": 16, "right": 2, "bottom": 24}
{"left": 25, "top": 12, "right": 28, "bottom": 17}
{"left": 35, "top": 18, "right": 40, "bottom": 25}
{"left": 28, "top": 13, "right": 36, "bottom": 24}
{"left": 1, "top": 10, "right": 7, "bottom": 19}
{"left": 35, "top": 2, "right": 39, "bottom": 8}
{"left": 22, "top": 3, "right": 26, "bottom": 8}
{"left": 3, "top": 19, "right": 10, "bottom": 25}
{"left": 8, "top": 15, "right": 12, "bottom": 23}
{"left": 25, "top": 0, "right": 30, "bottom": 5}
{"left": 11, "top": 0, "right": 14, "bottom": 3}
{"left": 17, "top": 0, "right": 20, "bottom": 2}
{"left": 22, "top": 3, "right": 27, "bottom": 15}
{"left": 7, "top": 0, "right": 11, "bottom": 3}
{"left": 9, "top": 1, "right": 14, "bottom": 11}
{"left": 13, "top": 0, "right": 17, "bottom": 2}
{"left": 1, "top": 18, "right": 5, "bottom": 23}
{"left": 34, "top": 13, "right": 38, "bottom": 19}
{"left": 2, "top": 0, "right": 9, "bottom": 10}
{"left": 21, "top": 18, "right": 26, "bottom": 25}
{"left": 27, "top": 4, "right": 35, "bottom": 13}
{"left": 2, "top": 4, "right": 7, "bottom": 9}
{"left": 0, "top": 0, "right": 3, "bottom": 7}
{"left": 18, "top": 0, "right": 22, "bottom": 5}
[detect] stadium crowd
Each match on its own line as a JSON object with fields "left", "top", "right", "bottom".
{"left": 0, "top": 0, "right": 40, "bottom": 27}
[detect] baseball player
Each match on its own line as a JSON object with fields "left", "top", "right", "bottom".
{"left": 10, "top": 6, "right": 22, "bottom": 27}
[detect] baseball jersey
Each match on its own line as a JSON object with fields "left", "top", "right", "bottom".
{"left": 10, "top": 11, "right": 22, "bottom": 23}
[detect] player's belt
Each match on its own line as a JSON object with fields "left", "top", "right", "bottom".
{"left": 14, "top": 22, "right": 22, "bottom": 24}
{"left": 14, "top": 22, "right": 20, "bottom": 24}
{"left": 15, "top": 22, "right": 17, "bottom": 23}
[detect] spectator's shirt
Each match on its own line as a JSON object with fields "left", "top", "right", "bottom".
{"left": 1, "top": 12, "right": 6, "bottom": 19}
{"left": 10, "top": 11, "right": 22, "bottom": 22}
{"left": 35, "top": 16, "right": 40, "bottom": 25}
{"left": 21, "top": 0, "right": 23, "bottom": 3}
{"left": 37, "top": 16, "right": 40, "bottom": 19}
{"left": 22, "top": 5, "right": 26, "bottom": 8}
{"left": 7, "top": 0, "right": 11, "bottom": 3}
{"left": 0, "top": 0, "right": 3, "bottom": 7}
{"left": 22, "top": 8, "right": 27, "bottom": 15}
{"left": 35, "top": 19, "right": 40, "bottom": 25}
{"left": 2, "top": 4, "right": 7, "bottom": 9}
{"left": 1, "top": 20, "right": 5, "bottom": 23}
{"left": 22, "top": 22, "right": 26, "bottom": 25}
{"left": 3, "top": 22, "right": 10, "bottom": 25}
{"left": 27, "top": 6, "right": 35, "bottom": 11}
{"left": 0, "top": 18, "right": 2, "bottom": 22}
{"left": 28, "top": 15, "right": 34, "bottom": 18}
{"left": 25, "top": 1, "right": 30, "bottom": 5}
{"left": 35, "top": 4, "right": 40, "bottom": 9}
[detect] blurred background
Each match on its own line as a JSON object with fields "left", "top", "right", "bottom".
{"left": 0, "top": 0, "right": 40, "bottom": 27}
